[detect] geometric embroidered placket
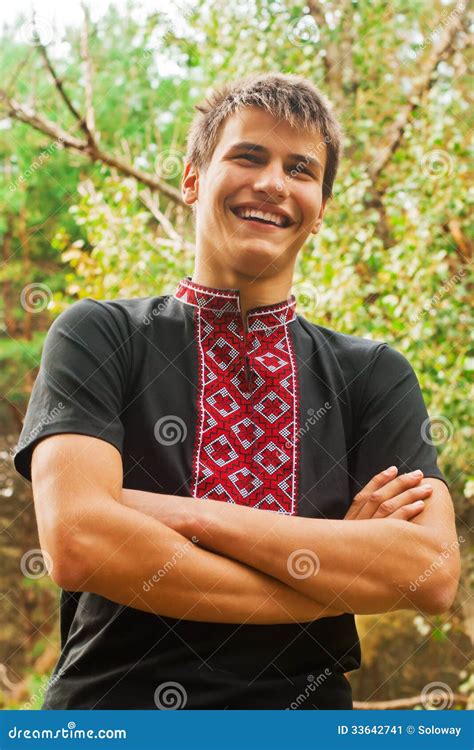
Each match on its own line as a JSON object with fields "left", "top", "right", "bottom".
{"left": 174, "top": 277, "right": 301, "bottom": 514}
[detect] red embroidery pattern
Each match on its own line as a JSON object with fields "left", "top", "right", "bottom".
{"left": 174, "top": 277, "right": 300, "bottom": 514}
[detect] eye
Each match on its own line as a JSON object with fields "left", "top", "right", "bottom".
{"left": 234, "top": 154, "right": 259, "bottom": 163}
{"left": 290, "top": 166, "right": 315, "bottom": 179}
{"left": 233, "top": 155, "right": 317, "bottom": 179}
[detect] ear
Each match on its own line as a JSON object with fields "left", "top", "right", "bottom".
{"left": 182, "top": 162, "right": 200, "bottom": 206}
{"left": 311, "top": 197, "right": 328, "bottom": 235}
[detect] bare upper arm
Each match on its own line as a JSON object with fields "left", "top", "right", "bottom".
{"left": 31, "top": 433, "right": 123, "bottom": 588}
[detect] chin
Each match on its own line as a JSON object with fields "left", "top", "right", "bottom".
{"left": 231, "top": 246, "right": 287, "bottom": 277}
{"left": 236, "top": 241, "right": 282, "bottom": 260}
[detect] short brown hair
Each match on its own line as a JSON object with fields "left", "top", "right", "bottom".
{"left": 185, "top": 72, "right": 344, "bottom": 204}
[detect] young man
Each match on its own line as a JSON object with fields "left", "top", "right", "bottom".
{"left": 13, "top": 73, "right": 459, "bottom": 710}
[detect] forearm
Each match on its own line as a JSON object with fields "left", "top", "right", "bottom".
{"left": 148, "top": 493, "right": 442, "bottom": 614}
{"left": 74, "top": 493, "right": 342, "bottom": 624}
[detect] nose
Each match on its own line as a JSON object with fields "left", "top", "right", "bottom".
{"left": 252, "top": 161, "right": 290, "bottom": 199}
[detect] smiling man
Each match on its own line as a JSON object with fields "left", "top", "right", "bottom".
{"left": 13, "top": 73, "right": 459, "bottom": 710}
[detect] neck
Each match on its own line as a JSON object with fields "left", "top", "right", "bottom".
{"left": 191, "top": 263, "right": 293, "bottom": 331}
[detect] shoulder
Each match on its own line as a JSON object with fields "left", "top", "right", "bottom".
{"left": 296, "top": 315, "right": 389, "bottom": 370}
{"left": 295, "top": 316, "right": 419, "bottom": 402}
{"left": 50, "top": 294, "right": 172, "bottom": 336}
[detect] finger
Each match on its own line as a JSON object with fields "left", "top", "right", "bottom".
{"left": 355, "top": 470, "right": 427, "bottom": 520}
{"left": 372, "top": 484, "right": 433, "bottom": 518}
{"left": 358, "top": 465, "right": 399, "bottom": 499}
{"left": 378, "top": 469, "right": 427, "bottom": 500}
{"left": 384, "top": 499, "right": 426, "bottom": 521}
{"left": 347, "top": 466, "right": 399, "bottom": 520}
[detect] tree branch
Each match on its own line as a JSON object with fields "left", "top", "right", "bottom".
{"left": 353, "top": 693, "right": 469, "bottom": 710}
{"left": 0, "top": 92, "right": 185, "bottom": 204}
{"left": 80, "top": 2, "right": 97, "bottom": 144}
{"left": 442, "top": 219, "right": 473, "bottom": 265}
{"left": 362, "top": 5, "right": 468, "bottom": 250}
{"left": 308, "top": 0, "right": 357, "bottom": 101}
{"left": 368, "top": 6, "right": 467, "bottom": 183}
{"left": 34, "top": 21, "right": 86, "bottom": 131}
{"left": 139, "top": 189, "right": 194, "bottom": 251}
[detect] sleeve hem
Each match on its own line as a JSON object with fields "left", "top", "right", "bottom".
{"left": 13, "top": 424, "right": 123, "bottom": 483}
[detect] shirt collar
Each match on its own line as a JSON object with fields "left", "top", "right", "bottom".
{"left": 174, "top": 275, "right": 297, "bottom": 330}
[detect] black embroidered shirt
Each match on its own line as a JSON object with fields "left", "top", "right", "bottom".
{"left": 13, "top": 275, "right": 447, "bottom": 709}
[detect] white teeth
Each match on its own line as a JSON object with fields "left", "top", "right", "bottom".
{"left": 235, "top": 207, "right": 287, "bottom": 227}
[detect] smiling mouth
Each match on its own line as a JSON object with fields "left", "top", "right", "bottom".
{"left": 230, "top": 207, "right": 292, "bottom": 229}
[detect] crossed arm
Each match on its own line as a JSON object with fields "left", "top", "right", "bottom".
{"left": 121, "top": 471, "right": 460, "bottom": 616}
{"left": 31, "top": 434, "right": 460, "bottom": 625}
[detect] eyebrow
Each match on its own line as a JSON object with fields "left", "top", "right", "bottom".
{"left": 226, "top": 141, "right": 323, "bottom": 176}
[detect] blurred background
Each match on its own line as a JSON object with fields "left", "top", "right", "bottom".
{"left": 0, "top": 0, "right": 472, "bottom": 710}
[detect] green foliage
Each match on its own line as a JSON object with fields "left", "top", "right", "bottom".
{"left": 1, "top": 0, "right": 471, "bottom": 705}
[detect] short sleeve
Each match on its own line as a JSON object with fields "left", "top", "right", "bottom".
{"left": 349, "top": 344, "right": 448, "bottom": 495}
{"left": 13, "top": 298, "right": 129, "bottom": 482}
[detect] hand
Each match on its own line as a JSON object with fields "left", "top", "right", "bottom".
{"left": 345, "top": 466, "right": 433, "bottom": 521}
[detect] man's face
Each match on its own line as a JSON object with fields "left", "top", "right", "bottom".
{"left": 182, "top": 106, "right": 328, "bottom": 280}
